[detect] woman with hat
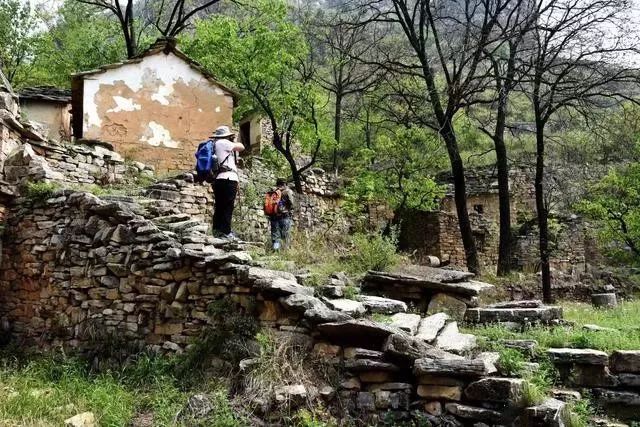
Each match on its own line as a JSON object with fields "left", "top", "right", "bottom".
{"left": 211, "top": 125, "right": 245, "bottom": 239}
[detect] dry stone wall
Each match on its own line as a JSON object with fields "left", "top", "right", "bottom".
{"left": 0, "top": 188, "right": 572, "bottom": 425}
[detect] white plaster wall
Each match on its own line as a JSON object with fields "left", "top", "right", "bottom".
{"left": 82, "top": 52, "right": 233, "bottom": 148}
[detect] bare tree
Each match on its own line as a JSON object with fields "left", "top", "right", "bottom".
{"left": 77, "top": 0, "right": 223, "bottom": 58}
{"left": 306, "top": 8, "right": 383, "bottom": 172}
{"left": 522, "top": 0, "right": 640, "bottom": 302}
{"left": 349, "top": 0, "right": 524, "bottom": 274}
{"left": 472, "top": 0, "right": 535, "bottom": 276}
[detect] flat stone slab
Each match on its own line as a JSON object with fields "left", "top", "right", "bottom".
{"left": 592, "top": 388, "right": 640, "bottom": 406}
{"left": 390, "top": 313, "right": 421, "bottom": 335}
{"left": 465, "top": 377, "right": 525, "bottom": 404}
{"left": 465, "top": 306, "right": 563, "bottom": 324}
{"left": 248, "top": 266, "right": 297, "bottom": 283}
{"left": 317, "top": 319, "right": 400, "bottom": 349}
{"left": 476, "top": 352, "right": 499, "bottom": 375}
{"left": 363, "top": 267, "right": 493, "bottom": 297}
{"left": 413, "top": 358, "right": 486, "bottom": 377}
{"left": 254, "top": 278, "right": 314, "bottom": 296}
{"left": 344, "top": 347, "right": 384, "bottom": 360}
{"left": 435, "top": 322, "right": 477, "bottom": 355}
{"left": 360, "top": 295, "right": 407, "bottom": 314}
{"left": 304, "top": 306, "right": 352, "bottom": 324}
{"left": 325, "top": 299, "right": 366, "bottom": 317}
{"left": 427, "top": 293, "right": 467, "bottom": 321}
{"left": 280, "top": 293, "right": 325, "bottom": 312}
{"left": 445, "top": 403, "right": 502, "bottom": 423}
{"left": 521, "top": 398, "right": 568, "bottom": 426}
{"left": 490, "top": 300, "right": 543, "bottom": 309}
{"left": 344, "top": 359, "right": 400, "bottom": 372}
{"left": 547, "top": 348, "right": 609, "bottom": 365}
{"left": 610, "top": 350, "right": 640, "bottom": 373}
{"left": 415, "top": 313, "right": 449, "bottom": 343}
{"left": 384, "top": 333, "right": 463, "bottom": 362}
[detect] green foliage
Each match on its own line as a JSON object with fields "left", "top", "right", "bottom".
{"left": 0, "top": 353, "right": 227, "bottom": 426}
{"left": 469, "top": 301, "right": 640, "bottom": 352}
{"left": 497, "top": 348, "right": 527, "bottom": 377}
{"left": 178, "top": 296, "right": 259, "bottom": 378}
{"left": 577, "top": 162, "right": 640, "bottom": 265}
{"left": 23, "top": 181, "right": 60, "bottom": 202}
{"left": 342, "top": 285, "right": 360, "bottom": 301}
{"left": 567, "top": 397, "right": 595, "bottom": 427}
{"left": 0, "top": 0, "right": 38, "bottom": 86}
{"left": 349, "top": 230, "right": 400, "bottom": 273}
{"left": 343, "top": 127, "right": 445, "bottom": 214}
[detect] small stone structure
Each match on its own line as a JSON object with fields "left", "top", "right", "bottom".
{"left": 18, "top": 86, "right": 72, "bottom": 142}
{"left": 548, "top": 348, "right": 640, "bottom": 422}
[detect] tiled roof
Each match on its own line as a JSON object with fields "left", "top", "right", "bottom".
{"left": 19, "top": 86, "right": 72, "bottom": 103}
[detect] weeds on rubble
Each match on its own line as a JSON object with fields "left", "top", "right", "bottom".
{"left": 468, "top": 300, "right": 640, "bottom": 352}
{"left": 22, "top": 181, "right": 60, "bottom": 202}
{"left": 566, "top": 396, "right": 595, "bottom": 427}
{"left": 349, "top": 229, "right": 401, "bottom": 273}
{"left": 497, "top": 348, "right": 527, "bottom": 376}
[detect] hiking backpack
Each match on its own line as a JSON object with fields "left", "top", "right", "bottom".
{"left": 194, "top": 140, "right": 218, "bottom": 183}
{"left": 263, "top": 189, "right": 283, "bottom": 216}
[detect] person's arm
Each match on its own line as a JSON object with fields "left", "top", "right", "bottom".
{"left": 286, "top": 188, "right": 295, "bottom": 210}
{"left": 232, "top": 142, "right": 245, "bottom": 152}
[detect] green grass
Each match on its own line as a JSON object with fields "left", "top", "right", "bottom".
{"left": 468, "top": 300, "right": 640, "bottom": 353}
{"left": 0, "top": 353, "right": 241, "bottom": 427}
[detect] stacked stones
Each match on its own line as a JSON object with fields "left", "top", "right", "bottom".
{"left": 0, "top": 188, "right": 579, "bottom": 425}
{"left": 3, "top": 141, "right": 127, "bottom": 185}
{"left": 548, "top": 348, "right": 640, "bottom": 422}
{"left": 362, "top": 269, "right": 563, "bottom": 327}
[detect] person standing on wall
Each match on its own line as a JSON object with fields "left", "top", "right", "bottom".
{"left": 264, "top": 178, "right": 295, "bottom": 250}
{"left": 209, "top": 126, "right": 245, "bottom": 239}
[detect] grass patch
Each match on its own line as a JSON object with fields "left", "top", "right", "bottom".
{"left": 22, "top": 181, "right": 60, "bottom": 202}
{"left": 468, "top": 300, "right": 640, "bottom": 352}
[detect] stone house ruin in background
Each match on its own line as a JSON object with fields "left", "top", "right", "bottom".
{"left": 71, "top": 38, "right": 241, "bottom": 173}
{"left": 18, "top": 87, "right": 72, "bottom": 142}
{"left": 399, "top": 166, "right": 592, "bottom": 279}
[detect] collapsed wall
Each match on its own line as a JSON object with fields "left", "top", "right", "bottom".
{"left": 0, "top": 189, "right": 570, "bottom": 425}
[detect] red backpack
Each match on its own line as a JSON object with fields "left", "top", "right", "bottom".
{"left": 263, "top": 189, "right": 282, "bottom": 216}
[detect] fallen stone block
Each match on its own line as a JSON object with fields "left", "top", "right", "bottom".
{"left": 465, "top": 306, "right": 563, "bottom": 324}
{"left": 360, "top": 295, "right": 407, "bottom": 314}
{"left": 64, "top": 412, "right": 96, "bottom": 427}
{"left": 384, "top": 333, "right": 462, "bottom": 362}
{"left": 415, "top": 313, "right": 449, "bottom": 343}
{"left": 413, "top": 358, "right": 486, "bottom": 377}
{"left": 434, "top": 322, "right": 477, "bottom": 355}
{"left": 592, "top": 293, "right": 617, "bottom": 308}
{"left": 317, "top": 319, "right": 400, "bottom": 349}
{"left": 427, "top": 293, "right": 467, "bottom": 321}
{"left": 325, "top": 299, "right": 366, "bottom": 317}
{"left": 610, "top": 350, "right": 640, "bottom": 373}
{"left": 417, "top": 385, "right": 462, "bottom": 401}
{"left": 519, "top": 398, "right": 569, "bottom": 427}
{"left": 464, "top": 377, "right": 525, "bottom": 404}
{"left": 445, "top": 403, "right": 503, "bottom": 423}
{"left": 390, "top": 312, "right": 421, "bottom": 335}
{"left": 547, "top": 348, "right": 609, "bottom": 365}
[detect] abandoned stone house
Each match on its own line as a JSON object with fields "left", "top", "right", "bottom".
{"left": 398, "top": 166, "right": 592, "bottom": 277}
{"left": 71, "top": 38, "right": 241, "bottom": 172}
{"left": 18, "top": 86, "right": 72, "bottom": 142}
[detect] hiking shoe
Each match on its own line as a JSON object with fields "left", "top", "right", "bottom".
{"left": 223, "top": 232, "right": 239, "bottom": 241}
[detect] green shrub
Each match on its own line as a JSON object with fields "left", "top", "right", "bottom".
{"left": 349, "top": 231, "right": 400, "bottom": 273}
{"left": 497, "top": 348, "right": 527, "bottom": 376}
{"left": 23, "top": 181, "right": 60, "bottom": 202}
{"left": 567, "top": 397, "right": 594, "bottom": 427}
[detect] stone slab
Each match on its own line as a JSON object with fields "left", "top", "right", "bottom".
{"left": 417, "top": 385, "right": 461, "bottom": 401}
{"left": 434, "top": 322, "right": 477, "bottom": 355}
{"left": 413, "top": 358, "right": 486, "bottom": 377}
{"left": 325, "top": 299, "right": 366, "bottom": 317}
{"left": 427, "top": 293, "right": 467, "bottom": 321}
{"left": 317, "top": 319, "right": 400, "bottom": 349}
{"left": 520, "top": 398, "right": 568, "bottom": 427}
{"left": 390, "top": 313, "right": 421, "bottom": 335}
{"left": 360, "top": 295, "right": 407, "bottom": 314}
{"left": 547, "top": 348, "right": 609, "bottom": 365}
{"left": 383, "top": 333, "right": 463, "bottom": 362}
{"left": 464, "top": 377, "right": 525, "bottom": 404}
{"left": 465, "top": 306, "right": 563, "bottom": 324}
{"left": 610, "top": 350, "right": 640, "bottom": 373}
{"left": 445, "top": 403, "right": 502, "bottom": 423}
{"left": 415, "top": 313, "right": 449, "bottom": 343}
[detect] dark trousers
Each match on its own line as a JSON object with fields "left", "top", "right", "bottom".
{"left": 213, "top": 179, "right": 238, "bottom": 235}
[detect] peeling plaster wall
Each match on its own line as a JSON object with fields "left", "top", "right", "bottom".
{"left": 82, "top": 53, "right": 234, "bottom": 172}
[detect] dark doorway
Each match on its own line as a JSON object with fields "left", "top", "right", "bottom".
{"left": 240, "top": 122, "right": 251, "bottom": 151}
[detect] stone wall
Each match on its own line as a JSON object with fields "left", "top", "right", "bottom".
{"left": 141, "top": 159, "right": 350, "bottom": 243}
{"left": 0, "top": 190, "right": 571, "bottom": 425}
{"left": 3, "top": 141, "right": 128, "bottom": 186}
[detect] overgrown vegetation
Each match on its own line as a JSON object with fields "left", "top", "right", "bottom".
{"left": 22, "top": 181, "right": 60, "bottom": 202}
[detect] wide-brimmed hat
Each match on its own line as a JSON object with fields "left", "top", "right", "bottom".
{"left": 211, "top": 125, "right": 235, "bottom": 138}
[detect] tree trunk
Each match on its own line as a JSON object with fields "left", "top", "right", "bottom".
{"left": 442, "top": 121, "right": 480, "bottom": 274}
{"left": 332, "top": 91, "right": 343, "bottom": 174}
{"left": 535, "top": 120, "right": 552, "bottom": 303}
{"left": 494, "top": 100, "right": 512, "bottom": 276}
{"left": 284, "top": 151, "right": 303, "bottom": 193}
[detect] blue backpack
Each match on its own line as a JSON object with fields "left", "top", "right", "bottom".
{"left": 194, "top": 140, "right": 219, "bottom": 183}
